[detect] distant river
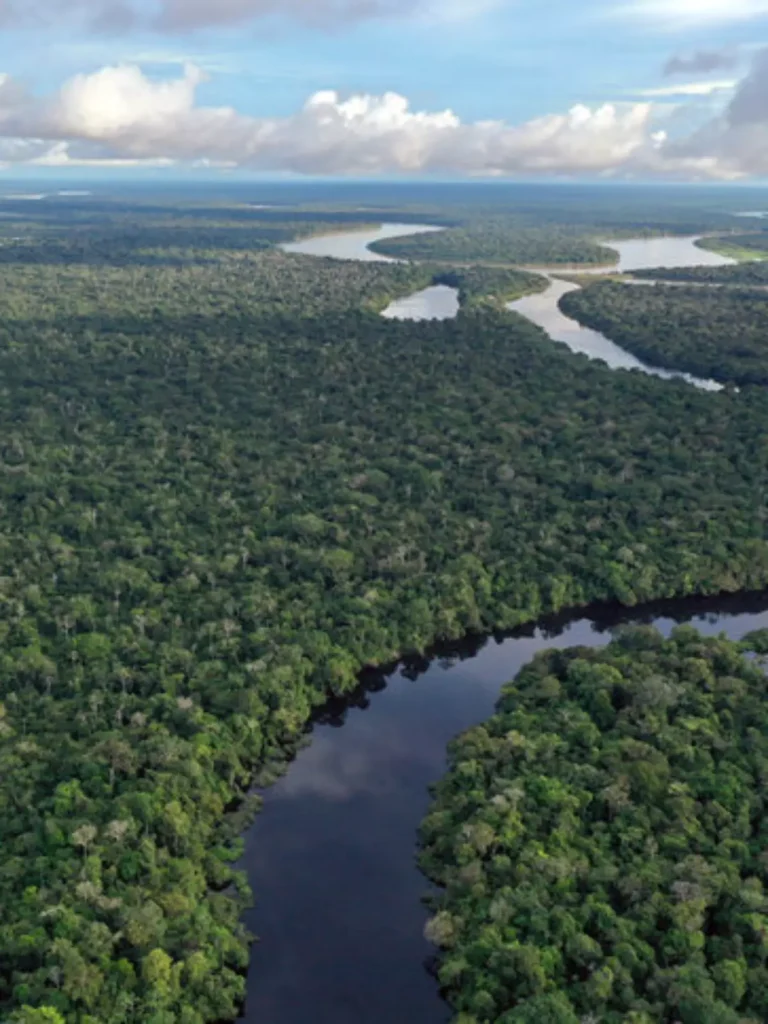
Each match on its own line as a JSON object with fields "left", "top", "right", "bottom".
{"left": 282, "top": 225, "right": 735, "bottom": 386}
{"left": 508, "top": 236, "right": 734, "bottom": 391}
{"left": 282, "top": 223, "right": 459, "bottom": 322}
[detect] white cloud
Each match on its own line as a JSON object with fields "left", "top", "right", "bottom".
{"left": 51, "top": 64, "right": 208, "bottom": 137}
{"left": 634, "top": 79, "right": 737, "bottom": 97}
{"left": 38, "top": 66, "right": 666, "bottom": 176}
{"left": 620, "top": 0, "right": 768, "bottom": 27}
{"left": 0, "top": 63, "right": 661, "bottom": 176}
{"left": 0, "top": 54, "right": 765, "bottom": 181}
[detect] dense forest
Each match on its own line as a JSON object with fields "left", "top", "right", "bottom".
{"left": 698, "top": 233, "right": 768, "bottom": 262}
{"left": 2, "top": 194, "right": 768, "bottom": 1023}
{"left": 370, "top": 223, "right": 620, "bottom": 266}
{"left": 419, "top": 626, "right": 768, "bottom": 1024}
{"left": 432, "top": 266, "right": 547, "bottom": 307}
{"left": 632, "top": 262, "right": 768, "bottom": 286}
{"left": 560, "top": 281, "right": 768, "bottom": 387}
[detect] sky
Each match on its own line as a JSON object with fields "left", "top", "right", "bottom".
{"left": 0, "top": 0, "right": 767, "bottom": 180}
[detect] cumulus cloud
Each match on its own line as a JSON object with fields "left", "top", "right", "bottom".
{"left": 660, "top": 48, "right": 768, "bottom": 177}
{"left": 635, "top": 80, "right": 736, "bottom": 98}
{"left": 0, "top": 53, "right": 766, "bottom": 180}
{"left": 0, "top": 63, "right": 665, "bottom": 177}
{"left": 621, "top": 0, "right": 768, "bottom": 27}
{"left": 664, "top": 49, "right": 739, "bottom": 76}
{"left": 0, "top": 0, "right": 442, "bottom": 30}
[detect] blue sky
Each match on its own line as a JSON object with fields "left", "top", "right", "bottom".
{"left": 0, "top": 0, "right": 767, "bottom": 179}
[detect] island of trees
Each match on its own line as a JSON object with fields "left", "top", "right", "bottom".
{"left": 420, "top": 626, "right": 768, "bottom": 1024}
{"left": 370, "top": 222, "right": 620, "bottom": 266}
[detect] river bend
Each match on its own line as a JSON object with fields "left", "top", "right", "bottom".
{"left": 282, "top": 224, "right": 736, "bottom": 388}
{"left": 242, "top": 594, "right": 768, "bottom": 1024}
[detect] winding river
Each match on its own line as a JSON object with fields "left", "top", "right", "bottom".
{"left": 506, "top": 236, "right": 734, "bottom": 391}
{"left": 282, "top": 223, "right": 461, "bottom": 323}
{"left": 239, "top": 224, "right": 756, "bottom": 1024}
{"left": 282, "top": 224, "right": 735, "bottom": 386}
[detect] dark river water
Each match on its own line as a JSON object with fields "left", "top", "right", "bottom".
{"left": 239, "top": 224, "right": 757, "bottom": 1023}
{"left": 240, "top": 592, "right": 768, "bottom": 1024}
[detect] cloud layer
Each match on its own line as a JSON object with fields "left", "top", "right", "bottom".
{"left": 0, "top": 0, "right": 437, "bottom": 30}
{"left": 662, "top": 48, "right": 768, "bottom": 177}
{"left": 623, "top": 0, "right": 768, "bottom": 27}
{"left": 0, "top": 51, "right": 765, "bottom": 180}
{"left": 0, "top": 64, "right": 665, "bottom": 176}
{"left": 663, "top": 49, "right": 738, "bottom": 76}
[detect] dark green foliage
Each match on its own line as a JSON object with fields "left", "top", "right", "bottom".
{"left": 370, "top": 221, "right": 618, "bottom": 266}
{"left": 633, "top": 260, "right": 768, "bottom": 286}
{"left": 561, "top": 280, "right": 768, "bottom": 386}
{"left": 698, "top": 233, "right": 768, "bottom": 260}
{"left": 1, "top": 200, "right": 768, "bottom": 1022}
{"left": 432, "top": 266, "right": 547, "bottom": 306}
{"left": 420, "top": 628, "right": 768, "bottom": 1024}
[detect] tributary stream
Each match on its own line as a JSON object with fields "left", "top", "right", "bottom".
{"left": 239, "top": 225, "right": 755, "bottom": 1024}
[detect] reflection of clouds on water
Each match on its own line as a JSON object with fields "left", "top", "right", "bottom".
{"left": 269, "top": 605, "right": 768, "bottom": 806}
{"left": 274, "top": 620, "right": 620, "bottom": 804}
{"left": 381, "top": 285, "right": 459, "bottom": 322}
{"left": 273, "top": 718, "right": 433, "bottom": 802}
{"left": 447, "top": 620, "right": 606, "bottom": 687}
{"left": 690, "top": 609, "right": 768, "bottom": 639}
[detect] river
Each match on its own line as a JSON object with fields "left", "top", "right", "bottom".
{"left": 506, "top": 235, "right": 734, "bottom": 390}
{"left": 282, "top": 222, "right": 460, "bottom": 323}
{"left": 241, "top": 594, "right": 768, "bottom": 1024}
{"left": 281, "top": 224, "right": 735, "bottom": 386}
{"left": 240, "top": 224, "right": 754, "bottom": 1024}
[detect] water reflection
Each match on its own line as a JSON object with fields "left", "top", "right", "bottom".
{"left": 280, "top": 223, "right": 443, "bottom": 263}
{"left": 381, "top": 284, "right": 460, "bottom": 322}
{"left": 241, "top": 589, "right": 768, "bottom": 1024}
{"left": 609, "top": 235, "right": 735, "bottom": 273}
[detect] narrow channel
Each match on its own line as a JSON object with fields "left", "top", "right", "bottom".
{"left": 506, "top": 235, "right": 734, "bottom": 390}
